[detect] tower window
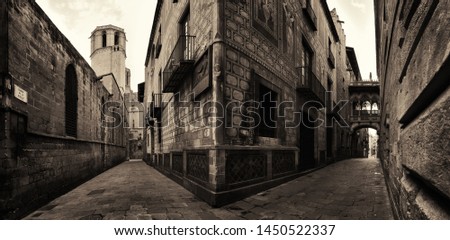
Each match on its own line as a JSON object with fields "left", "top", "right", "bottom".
{"left": 65, "top": 64, "right": 78, "bottom": 137}
{"left": 102, "top": 31, "right": 107, "bottom": 47}
{"left": 126, "top": 71, "right": 130, "bottom": 86}
{"left": 114, "top": 32, "right": 119, "bottom": 46}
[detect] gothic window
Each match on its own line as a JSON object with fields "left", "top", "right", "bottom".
{"left": 65, "top": 64, "right": 78, "bottom": 137}
{"left": 102, "top": 31, "right": 107, "bottom": 47}
{"left": 114, "top": 32, "right": 119, "bottom": 46}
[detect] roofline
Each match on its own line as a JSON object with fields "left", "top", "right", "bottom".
{"left": 346, "top": 47, "right": 362, "bottom": 80}
{"left": 145, "top": 0, "right": 163, "bottom": 66}
{"left": 320, "top": 0, "right": 340, "bottom": 42}
{"left": 90, "top": 25, "right": 125, "bottom": 38}
{"left": 374, "top": 0, "right": 381, "bottom": 78}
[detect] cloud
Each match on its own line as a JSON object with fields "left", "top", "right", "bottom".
{"left": 45, "top": 0, "right": 123, "bottom": 27}
{"left": 350, "top": 0, "right": 367, "bottom": 12}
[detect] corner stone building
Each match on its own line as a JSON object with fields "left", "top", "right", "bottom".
{"left": 0, "top": 0, "right": 127, "bottom": 219}
{"left": 143, "top": 0, "right": 362, "bottom": 206}
{"left": 375, "top": 0, "right": 450, "bottom": 219}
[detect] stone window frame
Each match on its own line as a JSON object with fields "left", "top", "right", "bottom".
{"left": 253, "top": 72, "right": 281, "bottom": 139}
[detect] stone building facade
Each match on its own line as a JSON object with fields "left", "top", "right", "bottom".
{"left": 125, "top": 92, "right": 144, "bottom": 160}
{"left": 0, "top": 0, "right": 127, "bottom": 219}
{"left": 143, "top": 0, "right": 362, "bottom": 206}
{"left": 375, "top": 0, "right": 450, "bottom": 219}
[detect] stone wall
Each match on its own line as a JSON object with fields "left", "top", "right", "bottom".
{"left": 144, "top": 0, "right": 216, "bottom": 156}
{"left": 223, "top": 0, "right": 352, "bottom": 163}
{"left": 375, "top": 0, "right": 450, "bottom": 219}
{"left": 143, "top": 0, "right": 359, "bottom": 207}
{"left": 0, "top": 1, "right": 6, "bottom": 78}
{"left": 0, "top": 0, "right": 127, "bottom": 219}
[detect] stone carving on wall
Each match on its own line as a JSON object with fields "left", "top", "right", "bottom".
{"left": 192, "top": 48, "right": 211, "bottom": 98}
{"left": 252, "top": 0, "right": 278, "bottom": 46}
{"left": 282, "top": 1, "right": 295, "bottom": 59}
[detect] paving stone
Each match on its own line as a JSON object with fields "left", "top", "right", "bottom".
{"left": 150, "top": 213, "right": 168, "bottom": 220}
{"left": 23, "top": 159, "right": 393, "bottom": 220}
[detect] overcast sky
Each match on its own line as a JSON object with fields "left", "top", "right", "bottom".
{"left": 35, "top": 0, "right": 377, "bottom": 92}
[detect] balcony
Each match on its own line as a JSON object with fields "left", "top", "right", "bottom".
{"left": 303, "top": 1, "right": 317, "bottom": 31}
{"left": 328, "top": 49, "right": 335, "bottom": 69}
{"left": 163, "top": 35, "right": 196, "bottom": 93}
{"left": 350, "top": 113, "right": 381, "bottom": 124}
{"left": 296, "top": 69, "right": 326, "bottom": 107}
{"left": 349, "top": 81, "right": 380, "bottom": 87}
{"left": 148, "top": 93, "right": 162, "bottom": 120}
{"left": 349, "top": 81, "right": 380, "bottom": 94}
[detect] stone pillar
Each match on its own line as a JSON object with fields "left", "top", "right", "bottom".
{"left": 211, "top": 0, "right": 225, "bottom": 146}
{"left": 210, "top": 149, "right": 226, "bottom": 191}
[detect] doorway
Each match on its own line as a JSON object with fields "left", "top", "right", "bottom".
{"left": 299, "top": 112, "right": 315, "bottom": 170}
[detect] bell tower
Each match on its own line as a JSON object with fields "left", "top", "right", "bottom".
{"left": 90, "top": 25, "right": 128, "bottom": 94}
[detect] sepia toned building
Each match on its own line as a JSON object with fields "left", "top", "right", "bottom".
{"left": 142, "top": 0, "right": 365, "bottom": 206}
{"left": 375, "top": 0, "right": 450, "bottom": 219}
{"left": 0, "top": 0, "right": 128, "bottom": 219}
{"left": 125, "top": 91, "right": 145, "bottom": 160}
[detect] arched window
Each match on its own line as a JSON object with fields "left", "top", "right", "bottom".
{"left": 114, "top": 32, "right": 119, "bottom": 46}
{"left": 372, "top": 103, "right": 379, "bottom": 115}
{"left": 102, "top": 31, "right": 107, "bottom": 47}
{"left": 65, "top": 64, "right": 78, "bottom": 137}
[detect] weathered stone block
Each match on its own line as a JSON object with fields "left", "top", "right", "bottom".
{"left": 226, "top": 75, "right": 238, "bottom": 86}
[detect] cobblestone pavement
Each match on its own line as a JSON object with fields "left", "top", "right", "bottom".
{"left": 24, "top": 158, "right": 393, "bottom": 220}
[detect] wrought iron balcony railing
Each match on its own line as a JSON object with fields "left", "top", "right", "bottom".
{"left": 152, "top": 93, "right": 162, "bottom": 109}
{"left": 149, "top": 93, "right": 163, "bottom": 120}
{"left": 163, "top": 35, "right": 196, "bottom": 93}
{"left": 303, "top": 1, "right": 317, "bottom": 31}
{"left": 297, "top": 69, "right": 326, "bottom": 107}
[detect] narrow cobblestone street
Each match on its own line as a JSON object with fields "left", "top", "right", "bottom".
{"left": 24, "top": 158, "right": 393, "bottom": 220}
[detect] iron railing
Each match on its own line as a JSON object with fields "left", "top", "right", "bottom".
{"left": 149, "top": 93, "right": 163, "bottom": 119}
{"left": 297, "top": 69, "right": 326, "bottom": 105}
{"left": 163, "top": 35, "right": 196, "bottom": 92}
{"left": 152, "top": 93, "right": 162, "bottom": 109}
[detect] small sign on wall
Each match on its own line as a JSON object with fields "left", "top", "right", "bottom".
{"left": 14, "top": 85, "right": 28, "bottom": 103}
